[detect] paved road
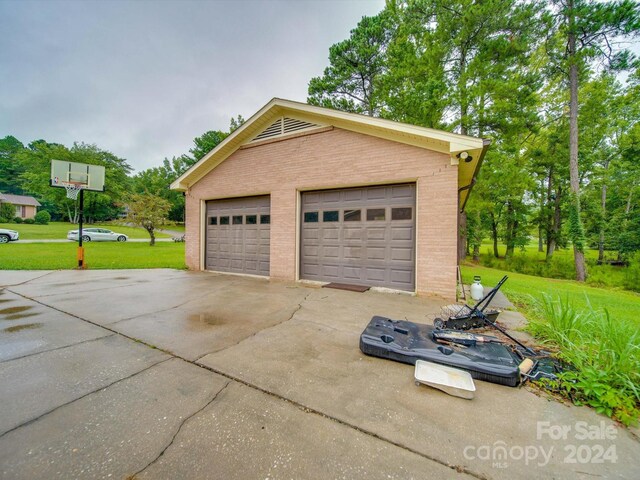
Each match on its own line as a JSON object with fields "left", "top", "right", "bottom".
{"left": 0, "top": 270, "right": 638, "bottom": 479}
{"left": 16, "top": 238, "right": 174, "bottom": 243}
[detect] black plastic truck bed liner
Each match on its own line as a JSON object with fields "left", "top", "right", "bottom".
{"left": 359, "top": 316, "right": 521, "bottom": 387}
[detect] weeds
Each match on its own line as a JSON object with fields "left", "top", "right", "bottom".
{"left": 529, "top": 293, "right": 640, "bottom": 426}
{"left": 479, "top": 247, "right": 636, "bottom": 292}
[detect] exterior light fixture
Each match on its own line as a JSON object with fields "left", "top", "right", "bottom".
{"left": 457, "top": 151, "right": 473, "bottom": 163}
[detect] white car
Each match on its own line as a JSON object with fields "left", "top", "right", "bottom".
{"left": 67, "top": 228, "right": 128, "bottom": 242}
{"left": 0, "top": 228, "right": 19, "bottom": 243}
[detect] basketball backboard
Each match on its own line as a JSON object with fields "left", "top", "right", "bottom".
{"left": 50, "top": 160, "right": 105, "bottom": 192}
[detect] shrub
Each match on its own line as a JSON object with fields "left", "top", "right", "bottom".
{"left": 13, "top": 217, "right": 23, "bottom": 224}
{"left": 529, "top": 294, "right": 640, "bottom": 426}
{"left": 34, "top": 210, "right": 51, "bottom": 225}
{"left": 623, "top": 252, "right": 640, "bottom": 292}
{"left": 0, "top": 203, "right": 14, "bottom": 222}
{"left": 23, "top": 218, "right": 35, "bottom": 224}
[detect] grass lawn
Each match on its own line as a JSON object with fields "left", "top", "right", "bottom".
{"left": 0, "top": 242, "right": 186, "bottom": 269}
{"left": 0, "top": 222, "right": 172, "bottom": 240}
{"left": 460, "top": 263, "right": 640, "bottom": 326}
{"left": 475, "top": 240, "right": 632, "bottom": 290}
{"left": 480, "top": 239, "right": 608, "bottom": 260}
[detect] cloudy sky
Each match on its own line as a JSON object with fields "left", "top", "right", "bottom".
{"left": 1, "top": 0, "right": 384, "bottom": 172}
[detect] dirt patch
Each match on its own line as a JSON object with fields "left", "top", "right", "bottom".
{"left": 3, "top": 323, "right": 42, "bottom": 333}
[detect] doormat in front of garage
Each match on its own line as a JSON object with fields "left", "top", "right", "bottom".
{"left": 323, "top": 283, "right": 370, "bottom": 293}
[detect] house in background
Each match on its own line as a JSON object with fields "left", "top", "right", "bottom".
{"left": 171, "top": 98, "right": 489, "bottom": 299}
{"left": 0, "top": 193, "right": 42, "bottom": 219}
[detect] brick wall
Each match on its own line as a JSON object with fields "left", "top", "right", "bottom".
{"left": 185, "top": 127, "right": 458, "bottom": 298}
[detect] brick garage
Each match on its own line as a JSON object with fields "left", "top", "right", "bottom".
{"left": 172, "top": 99, "right": 489, "bottom": 298}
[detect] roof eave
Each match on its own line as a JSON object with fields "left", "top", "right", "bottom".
{"left": 458, "top": 138, "right": 491, "bottom": 212}
{"left": 171, "top": 98, "right": 488, "bottom": 191}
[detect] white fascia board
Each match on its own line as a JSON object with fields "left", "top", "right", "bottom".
{"left": 171, "top": 98, "right": 487, "bottom": 190}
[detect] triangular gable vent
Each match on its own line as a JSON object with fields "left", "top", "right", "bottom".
{"left": 252, "top": 117, "right": 320, "bottom": 142}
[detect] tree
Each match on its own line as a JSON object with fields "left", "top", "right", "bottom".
{"left": 0, "top": 202, "right": 14, "bottom": 222}
{"left": 0, "top": 136, "right": 26, "bottom": 194}
{"left": 125, "top": 193, "right": 171, "bottom": 246}
{"left": 188, "top": 130, "right": 228, "bottom": 163}
{"left": 547, "top": 0, "right": 640, "bottom": 280}
{"left": 133, "top": 158, "right": 187, "bottom": 222}
{"left": 17, "top": 141, "right": 132, "bottom": 222}
{"left": 308, "top": 12, "right": 393, "bottom": 115}
{"left": 229, "top": 115, "right": 246, "bottom": 133}
{"left": 384, "top": 0, "right": 544, "bottom": 136}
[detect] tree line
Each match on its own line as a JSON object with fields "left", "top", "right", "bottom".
{"left": 307, "top": 0, "right": 640, "bottom": 280}
{"left": 0, "top": 116, "right": 244, "bottom": 224}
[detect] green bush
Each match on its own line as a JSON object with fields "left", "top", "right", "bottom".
{"left": 529, "top": 294, "right": 640, "bottom": 426}
{"left": 623, "top": 252, "right": 640, "bottom": 292}
{"left": 479, "top": 251, "right": 577, "bottom": 280}
{"left": 476, "top": 248, "right": 632, "bottom": 291}
{"left": 13, "top": 217, "right": 23, "bottom": 224}
{"left": 0, "top": 203, "right": 14, "bottom": 222}
{"left": 23, "top": 218, "right": 35, "bottom": 224}
{"left": 34, "top": 210, "right": 51, "bottom": 225}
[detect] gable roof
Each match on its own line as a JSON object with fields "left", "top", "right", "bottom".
{"left": 0, "top": 193, "right": 41, "bottom": 207}
{"left": 171, "top": 98, "right": 490, "bottom": 210}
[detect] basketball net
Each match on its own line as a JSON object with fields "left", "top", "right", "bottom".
{"left": 63, "top": 182, "right": 83, "bottom": 200}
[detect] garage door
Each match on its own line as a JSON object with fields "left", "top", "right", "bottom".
{"left": 205, "top": 196, "right": 270, "bottom": 276}
{"left": 300, "top": 184, "right": 415, "bottom": 290}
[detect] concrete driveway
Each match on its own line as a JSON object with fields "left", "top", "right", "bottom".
{"left": 0, "top": 269, "right": 637, "bottom": 479}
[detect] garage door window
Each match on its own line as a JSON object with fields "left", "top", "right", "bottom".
{"left": 220, "top": 216, "right": 229, "bottom": 225}
{"left": 209, "top": 217, "right": 217, "bottom": 225}
{"left": 260, "top": 214, "right": 270, "bottom": 224}
{"left": 391, "top": 207, "right": 412, "bottom": 220}
{"left": 246, "top": 215, "right": 257, "bottom": 225}
{"left": 304, "top": 212, "right": 319, "bottom": 223}
{"left": 366, "top": 208, "right": 386, "bottom": 221}
{"left": 233, "top": 215, "right": 243, "bottom": 225}
{"left": 344, "top": 209, "right": 361, "bottom": 222}
{"left": 323, "top": 211, "right": 339, "bottom": 222}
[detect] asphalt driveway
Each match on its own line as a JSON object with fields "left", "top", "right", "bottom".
{"left": 0, "top": 269, "right": 637, "bottom": 479}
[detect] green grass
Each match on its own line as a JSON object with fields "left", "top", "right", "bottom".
{"left": 529, "top": 294, "right": 640, "bottom": 425}
{"left": 462, "top": 263, "right": 640, "bottom": 425}
{"left": 480, "top": 239, "right": 607, "bottom": 261}
{"left": 475, "top": 241, "right": 631, "bottom": 290}
{"left": 460, "top": 264, "right": 640, "bottom": 326}
{"left": 0, "top": 222, "right": 172, "bottom": 240}
{"left": 0, "top": 242, "right": 186, "bottom": 269}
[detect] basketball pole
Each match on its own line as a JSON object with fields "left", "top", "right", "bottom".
{"left": 78, "top": 188, "right": 85, "bottom": 269}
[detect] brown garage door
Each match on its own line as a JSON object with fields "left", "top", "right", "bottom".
{"left": 300, "top": 184, "right": 415, "bottom": 291}
{"left": 205, "top": 196, "right": 270, "bottom": 276}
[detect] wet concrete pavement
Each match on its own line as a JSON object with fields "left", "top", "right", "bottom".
{"left": 0, "top": 269, "right": 638, "bottom": 479}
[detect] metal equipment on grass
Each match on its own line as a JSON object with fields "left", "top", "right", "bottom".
{"left": 433, "top": 275, "right": 537, "bottom": 356}
{"left": 433, "top": 275, "right": 508, "bottom": 330}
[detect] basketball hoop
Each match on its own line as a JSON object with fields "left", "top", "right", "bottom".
{"left": 63, "top": 182, "right": 83, "bottom": 200}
